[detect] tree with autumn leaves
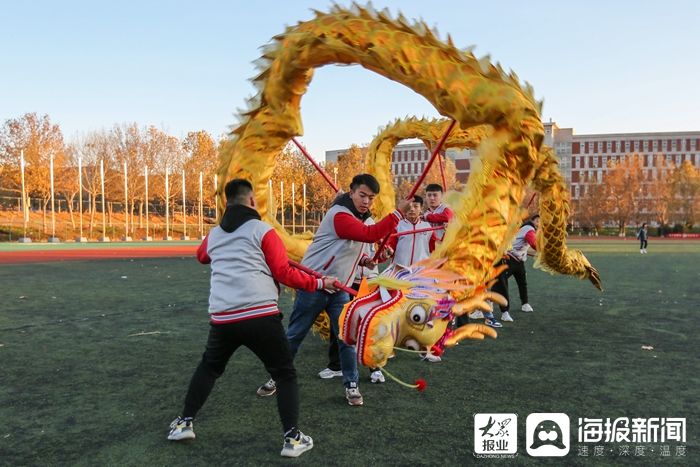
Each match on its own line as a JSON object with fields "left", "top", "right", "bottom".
{"left": 575, "top": 154, "right": 700, "bottom": 234}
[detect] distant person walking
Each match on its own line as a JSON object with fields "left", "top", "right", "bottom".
{"left": 637, "top": 223, "right": 648, "bottom": 254}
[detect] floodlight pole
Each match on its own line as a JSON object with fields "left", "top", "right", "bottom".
{"left": 19, "top": 150, "right": 31, "bottom": 242}
{"left": 123, "top": 161, "right": 131, "bottom": 241}
{"left": 165, "top": 167, "right": 170, "bottom": 240}
{"left": 181, "top": 170, "right": 188, "bottom": 240}
{"left": 198, "top": 172, "right": 203, "bottom": 239}
{"left": 49, "top": 154, "right": 59, "bottom": 242}
{"left": 77, "top": 155, "right": 85, "bottom": 242}
{"left": 280, "top": 180, "right": 285, "bottom": 229}
{"left": 144, "top": 166, "right": 151, "bottom": 241}
{"left": 292, "top": 182, "right": 296, "bottom": 235}
{"left": 100, "top": 159, "right": 109, "bottom": 242}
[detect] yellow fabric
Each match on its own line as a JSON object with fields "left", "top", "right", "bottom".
{"left": 217, "top": 5, "right": 601, "bottom": 367}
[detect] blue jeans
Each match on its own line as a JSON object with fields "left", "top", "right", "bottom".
{"left": 287, "top": 290, "right": 359, "bottom": 386}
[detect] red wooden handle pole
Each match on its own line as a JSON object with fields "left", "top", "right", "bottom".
{"left": 291, "top": 138, "right": 340, "bottom": 193}
{"left": 389, "top": 225, "right": 443, "bottom": 238}
{"left": 288, "top": 259, "right": 357, "bottom": 296}
{"left": 406, "top": 119, "right": 456, "bottom": 200}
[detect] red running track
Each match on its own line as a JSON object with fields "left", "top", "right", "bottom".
{"left": 0, "top": 246, "right": 197, "bottom": 264}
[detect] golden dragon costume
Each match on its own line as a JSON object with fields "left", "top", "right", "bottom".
{"left": 216, "top": 4, "right": 601, "bottom": 381}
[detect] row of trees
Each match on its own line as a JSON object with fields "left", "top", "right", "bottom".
{"left": 0, "top": 113, "right": 457, "bottom": 236}
{"left": 575, "top": 155, "right": 700, "bottom": 234}
{"left": 0, "top": 113, "right": 219, "bottom": 235}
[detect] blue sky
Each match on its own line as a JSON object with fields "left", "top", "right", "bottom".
{"left": 2, "top": 0, "right": 699, "bottom": 160}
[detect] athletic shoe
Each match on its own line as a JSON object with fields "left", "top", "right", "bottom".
{"left": 318, "top": 368, "right": 343, "bottom": 379}
{"left": 370, "top": 370, "right": 385, "bottom": 383}
{"left": 345, "top": 383, "right": 364, "bottom": 406}
{"left": 521, "top": 303, "right": 534, "bottom": 312}
{"left": 484, "top": 312, "right": 502, "bottom": 328}
{"left": 501, "top": 311, "right": 514, "bottom": 322}
{"left": 469, "top": 310, "right": 484, "bottom": 319}
{"left": 281, "top": 429, "right": 314, "bottom": 457}
{"left": 167, "top": 417, "right": 195, "bottom": 441}
{"left": 256, "top": 378, "right": 276, "bottom": 397}
{"left": 640, "top": 249, "right": 644, "bottom": 254}
{"left": 422, "top": 351, "right": 442, "bottom": 363}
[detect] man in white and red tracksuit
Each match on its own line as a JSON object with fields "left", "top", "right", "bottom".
{"left": 424, "top": 183, "right": 454, "bottom": 242}
{"left": 490, "top": 214, "right": 540, "bottom": 325}
{"left": 168, "top": 179, "right": 338, "bottom": 458}
{"left": 386, "top": 195, "right": 436, "bottom": 267}
{"left": 257, "top": 174, "right": 410, "bottom": 406}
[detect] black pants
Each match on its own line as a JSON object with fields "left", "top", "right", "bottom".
{"left": 640, "top": 239, "right": 648, "bottom": 249}
{"left": 491, "top": 256, "right": 529, "bottom": 312}
{"left": 182, "top": 314, "right": 299, "bottom": 432}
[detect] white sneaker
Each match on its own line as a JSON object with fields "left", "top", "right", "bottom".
{"left": 318, "top": 368, "right": 343, "bottom": 379}
{"left": 469, "top": 310, "right": 484, "bottom": 319}
{"left": 256, "top": 378, "right": 276, "bottom": 397}
{"left": 345, "top": 384, "right": 364, "bottom": 406}
{"left": 422, "top": 351, "right": 442, "bottom": 363}
{"left": 167, "top": 417, "right": 195, "bottom": 441}
{"left": 521, "top": 303, "right": 534, "bottom": 313}
{"left": 370, "top": 370, "right": 385, "bottom": 383}
{"left": 501, "top": 311, "right": 514, "bottom": 322}
{"left": 640, "top": 249, "right": 644, "bottom": 254}
{"left": 281, "top": 429, "right": 314, "bottom": 457}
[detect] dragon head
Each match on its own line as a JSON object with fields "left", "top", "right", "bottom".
{"left": 339, "top": 261, "right": 506, "bottom": 369}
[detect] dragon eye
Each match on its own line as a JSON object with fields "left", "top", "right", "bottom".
{"left": 409, "top": 306, "right": 428, "bottom": 324}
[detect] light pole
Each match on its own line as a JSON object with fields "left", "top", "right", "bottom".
{"left": 181, "top": 169, "right": 189, "bottom": 240}
{"left": 19, "top": 150, "right": 31, "bottom": 243}
{"left": 122, "top": 161, "right": 132, "bottom": 241}
{"left": 164, "top": 167, "right": 171, "bottom": 240}
{"left": 144, "top": 166, "right": 152, "bottom": 241}
{"left": 48, "top": 154, "right": 59, "bottom": 242}
{"left": 76, "top": 155, "right": 86, "bottom": 242}
{"left": 99, "top": 159, "right": 110, "bottom": 242}
{"left": 333, "top": 166, "right": 338, "bottom": 188}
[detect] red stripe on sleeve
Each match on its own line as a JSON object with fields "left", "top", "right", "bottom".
{"left": 333, "top": 211, "right": 401, "bottom": 242}
{"left": 196, "top": 235, "right": 211, "bottom": 264}
{"left": 525, "top": 230, "right": 537, "bottom": 250}
{"left": 424, "top": 206, "right": 453, "bottom": 224}
{"left": 261, "top": 230, "right": 318, "bottom": 292}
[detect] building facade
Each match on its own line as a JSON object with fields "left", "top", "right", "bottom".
{"left": 326, "top": 142, "right": 473, "bottom": 184}
{"left": 327, "top": 123, "right": 700, "bottom": 201}
{"left": 544, "top": 121, "right": 700, "bottom": 202}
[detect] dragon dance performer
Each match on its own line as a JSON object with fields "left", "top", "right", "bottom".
{"left": 488, "top": 214, "right": 540, "bottom": 326}
{"left": 423, "top": 183, "right": 454, "bottom": 241}
{"left": 319, "top": 216, "right": 386, "bottom": 384}
{"left": 256, "top": 174, "right": 410, "bottom": 406}
{"left": 167, "top": 179, "right": 339, "bottom": 458}
{"left": 385, "top": 194, "right": 442, "bottom": 363}
{"left": 386, "top": 195, "right": 436, "bottom": 267}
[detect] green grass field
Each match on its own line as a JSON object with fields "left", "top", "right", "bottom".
{"left": 1, "top": 240, "right": 699, "bottom": 466}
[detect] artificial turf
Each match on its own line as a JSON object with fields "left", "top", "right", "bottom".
{"left": 1, "top": 240, "right": 698, "bottom": 465}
